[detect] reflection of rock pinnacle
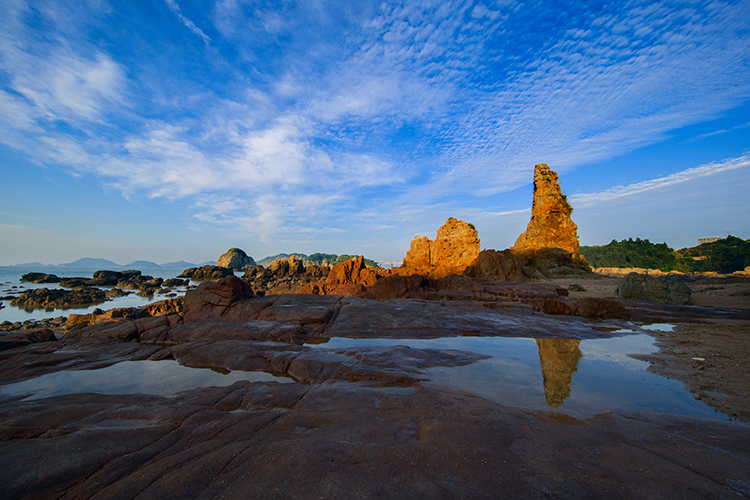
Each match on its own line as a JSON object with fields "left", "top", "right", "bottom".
{"left": 536, "top": 339, "right": 582, "bottom": 408}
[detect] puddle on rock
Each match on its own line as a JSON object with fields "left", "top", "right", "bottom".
{"left": 641, "top": 323, "right": 675, "bottom": 332}
{"left": 305, "top": 334, "right": 725, "bottom": 420}
{"left": 0, "top": 360, "right": 292, "bottom": 401}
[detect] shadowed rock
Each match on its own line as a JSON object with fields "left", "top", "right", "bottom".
{"left": 179, "top": 265, "right": 235, "bottom": 282}
{"left": 183, "top": 276, "right": 254, "bottom": 322}
{"left": 615, "top": 272, "right": 692, "bottom": 305}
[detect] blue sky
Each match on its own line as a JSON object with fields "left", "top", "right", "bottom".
{"left": 0, "top": 0, "right": 749, "bottom": 265}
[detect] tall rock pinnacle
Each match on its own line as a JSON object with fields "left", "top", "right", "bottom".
{"left": 512, "top": 164, "right": 580, "bottom": 258}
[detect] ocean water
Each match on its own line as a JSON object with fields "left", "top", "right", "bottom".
{"left": 0, "top": 266, "right": 190, "bottom": 324}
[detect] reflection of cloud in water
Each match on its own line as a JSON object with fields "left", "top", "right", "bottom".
{"left": 0, "top": 360, "right": 289, "bottom": 400}
{"left": 580, "top": 335, "right": 656, "bottom": 371}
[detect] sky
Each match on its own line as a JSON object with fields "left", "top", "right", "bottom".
{"left": 0, "top": 0, "right": 749, "bottom": 266}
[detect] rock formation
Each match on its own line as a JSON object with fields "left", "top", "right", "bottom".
{"left": 401, "top": 218, "right": 480, "bottom": 277}
{"left": 179, "top": 265, "right": 235, "bottom": 282}
{"left": 615, "top": 272, "right": 692, "bottom": 305}
{"left": 463, "top": 249, "right": 535, "bottom": 281}
{"left": 326, "top": 256, "right": 379, "bottom": 287}
{"left": 513, "top": 164, "right": 580, "bottom": 258}
{"left": 217, "top": 248, "right": 256, "bottom": 271}
{"left": 10, "top": 287, "right": 109, "bottom": 312}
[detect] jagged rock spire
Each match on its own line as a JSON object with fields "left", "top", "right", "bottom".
{"left": 512, "top": 164, "right": 580, "bottom": 258}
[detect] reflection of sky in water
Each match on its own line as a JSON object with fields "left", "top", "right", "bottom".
{"left": 308, "top": 335, "right": 725, "bottom": 420}
{"left": 0, "top": 360, "right": 291, "bottom": 401}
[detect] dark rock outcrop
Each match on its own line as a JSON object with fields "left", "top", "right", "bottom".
{"left": 20, "top": 273, "right": 62, "bottom": 283}
{"left": 10, "top": 287, "right": 109, "bottom": 311}
{"left": 615, "top": 272, "right": 692, "bottom": 305}
{"left": 0, "top": 329, "right": 56, "bottom": 351}
{"left": 1, "top": 349, "right": 747, "bottom": 500}
{"left": 463, "top": 249, "right": 530, "bottom": 280}
{"left": 183, "top": 276, "right": 255, "bottom": 322}
{"left": 179, "top": 265, "right": 235, "bottom": 282}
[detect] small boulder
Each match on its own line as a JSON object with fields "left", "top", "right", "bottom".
{"left": 615, "top": 273, "right": 691, "bottom": 305}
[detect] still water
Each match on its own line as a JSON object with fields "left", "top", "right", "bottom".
{"left": 0, "top": 359, "right": 292, "bottom": 401}
{"left": 305, "top": 331, "right": 725, "bottom": 420}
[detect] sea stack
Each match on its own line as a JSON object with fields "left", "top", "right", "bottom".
{"left": 512, "top": 164, "right": 580, "bottom": 258}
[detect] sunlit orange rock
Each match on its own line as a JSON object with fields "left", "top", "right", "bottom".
{"left": 513, "top": 164, "right": 580, "bottom": 258}
{"left": 401, "top": 218, "right": 480, "bottom": 277}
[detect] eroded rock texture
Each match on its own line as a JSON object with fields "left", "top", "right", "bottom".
{"left": 402, "top": 218, "right": 480, "bottom": 277}
{"left": 513, "top": 164, "right": 580, "bottom": 258}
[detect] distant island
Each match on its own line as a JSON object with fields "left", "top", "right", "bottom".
{"left": 4, "top": 258, "right": 216, "bottom": 270}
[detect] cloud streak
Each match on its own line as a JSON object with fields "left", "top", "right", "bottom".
{"left": 570, "top": 153, "right": 750, "bottom": 208}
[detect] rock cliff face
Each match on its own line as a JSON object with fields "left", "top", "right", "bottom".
{"left": 513, "top": 164, "right": 580, "bottom": 258}
{"left": 401, "top": 218, "right": 480, "bottom": 276}
{"left": 217, "top": 248, "right": 256, "bottom": 271}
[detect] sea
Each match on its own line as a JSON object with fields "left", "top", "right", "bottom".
{"left": 0, "top": 266, "right": 193, "bottom": 324}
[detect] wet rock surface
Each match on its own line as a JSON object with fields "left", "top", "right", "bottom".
{"left": 0, "top": 374, "right": 748, "bottom": 500}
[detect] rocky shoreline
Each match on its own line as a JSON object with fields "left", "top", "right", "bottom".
{"left": 1, "top": 164, "right": 748, "bottom": 499}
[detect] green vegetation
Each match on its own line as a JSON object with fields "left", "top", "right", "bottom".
{"left": 580, "top": 236, "right": 750, "bottom": 274}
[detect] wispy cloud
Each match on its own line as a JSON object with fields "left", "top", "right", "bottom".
{"left": 164, "top": 0, "right": 211, "bottom": 44}
{"left": 570, "top": 153, "right": 750, "bottom": 208}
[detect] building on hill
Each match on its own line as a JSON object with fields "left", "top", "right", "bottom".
{"left": 697, "top": 237, "right": 721, "bottom": 245}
